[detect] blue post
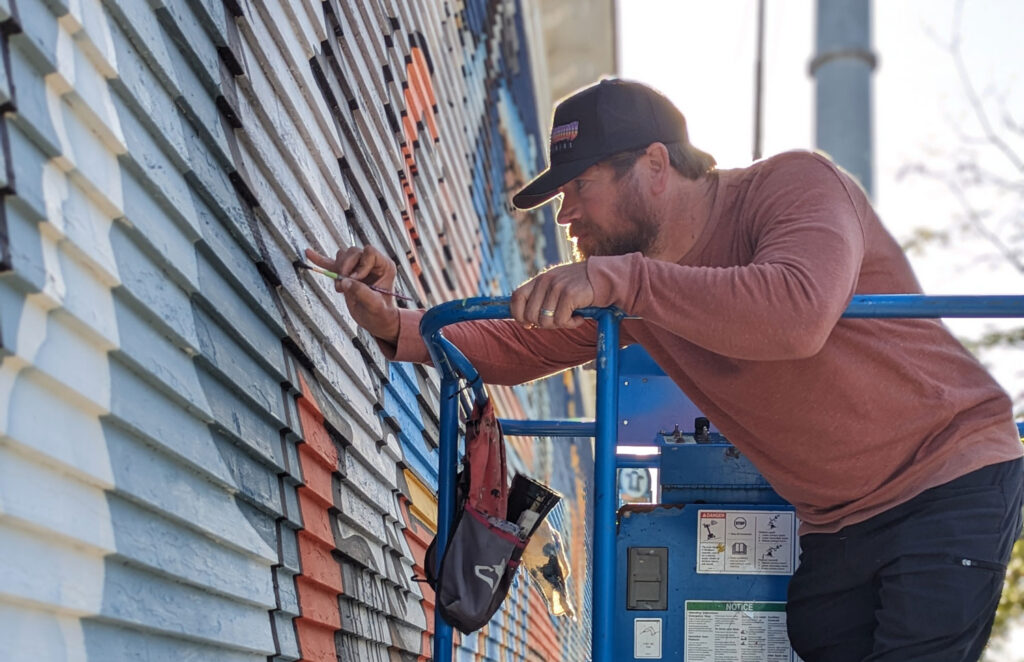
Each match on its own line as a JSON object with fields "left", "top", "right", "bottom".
{"left": 592, "top": 309, "right": 621, "bottom": 662}
{"left": 432, "top": 377, "right": 460, "bottom": 662}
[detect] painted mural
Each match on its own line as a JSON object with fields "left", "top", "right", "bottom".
{"left": 0, "top": 1, "right": 595, "bottom": 661}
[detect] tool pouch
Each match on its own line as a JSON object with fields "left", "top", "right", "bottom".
{"left": 421, "top": 400, "right": 559, "bottom": 634}
{"left": 424, "top": 501, "right": 527, "bottom": 633}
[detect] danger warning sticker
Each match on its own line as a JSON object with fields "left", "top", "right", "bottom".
{"left": 696, "top": 509, "right": 795, "bottom": 575}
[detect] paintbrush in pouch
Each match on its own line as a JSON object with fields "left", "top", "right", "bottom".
{"left": 294, "top": 261, "right": 416, "bottom": 302}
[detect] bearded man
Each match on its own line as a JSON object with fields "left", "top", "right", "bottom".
{"left": 307, "top": 78, "right": 1023, "bottom": 662}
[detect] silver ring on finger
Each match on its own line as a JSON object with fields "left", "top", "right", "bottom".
{"left": 540, "top": 308, "right": 555, "bottom": 317}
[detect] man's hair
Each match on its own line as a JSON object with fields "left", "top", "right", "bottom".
{"left": 604, "top": 142, "right": 717, "bottom": 180}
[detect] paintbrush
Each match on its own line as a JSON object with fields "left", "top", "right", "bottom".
{"left": 294, "top": 261, "right": 416, "bottom": 302}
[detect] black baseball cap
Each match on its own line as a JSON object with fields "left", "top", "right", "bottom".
{"left": 512, "top": 78, "right": 692, "bottom": 210}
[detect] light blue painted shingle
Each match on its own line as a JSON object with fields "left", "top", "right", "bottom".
{"left": 0, "top": 46, "right": 10, "bottom": 113}
{"left": 269, "top": 609, "right": 300, "bottom": 660}
{"left": 191, "top": 298, "right": 285, "bottom": 417}
{"left": 191, "top": 182, "right": 261, "bottom": 274}
{"left": 193, "top": 362, "right": 286, "bottom": 469}
{"left": 277, "top": 521, "right": 301, "bottom": 572}
{"left": 105, "top": 493, "right": 275, "bottom": 605}
{"left": 95, "top": 560, "right": 276, "bottom": 651}
{"left": 113, "top": 293, "right": 211, "bottom": 414}
{"left": 153, "top": 1, "right": 223, "bottom": 98}
{"left": 0, "top": 199, "right": 46, "bottom": 292}
{"left": 104, "top": 0, "right": 180, "bottom": 93}
{"left": 194, "top": 250, "right": 287, "bottom": 373}
{"left": 159, "top": 36, "right": 232, "bottom": 169}
{"left": 101, "top": 416, "right": 275, "bottom": 561}
{"left": 279, "top": 472, "right": 303, "bottom": 530}
{"left": 105, "top": 14, "right": 191, "bottom": 163}
{"left": 9, "top": 0, "right": 59, "bottom": 75}
{"left": 80, "top": 618, "right": 269, "bottom": 662}
{"left": 114, "top": 91, "right": 203, "bottom": 244}
{"left": 210, "top": 428, "right": 284, "bottom": 509}
{"left": 109, "top": 220, "right": 200, "bottom": 349}
{"left": 6, "top": 74, "right": 59, "bottom": 209}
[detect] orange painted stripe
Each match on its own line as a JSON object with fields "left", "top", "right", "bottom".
{"left": 294, "top": 375, "right": 344, "bottom": 662}
{"left": 297, "top": 414, "right": 338, "bottom": 467}
{"left": 296, "top": 531, "right": 343, "bottom": 592}
{"left": 527, "top": 589, "right": 561, "bottom": 658}
{"left": 402, "top": 115, "right": 418, "bottom": 150}
{"left": 294, "top": 619, "right": 337, "bottom": 662}
{"left": 295, "top": 576, "right": 342, "bottom": 629}
{"left": 296, "top": 377, "right": 322, "bottom": 414}
{"left": 297, "top": 445, "right": 334, "bottom": 502}
{"left": 297, "top": 489, "right": 333, "bottom": 543}
{"left": 408, "top": 48, "right": 438, "bottom": 140}
{"left": 403, "top": 65, "right": 427, "bottom": 142}
{"left": 571, "top": 445, "right": 589, "bottom": 620}
{"left": 404, "top": 89, "right": 424, "bottom": 145}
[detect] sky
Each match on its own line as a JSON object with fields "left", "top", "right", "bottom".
{"left": 617, "top": 0, "right": 1024, "bottom": 411}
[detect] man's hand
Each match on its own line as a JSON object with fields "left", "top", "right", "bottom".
{"left": 510, "top": 262, "right": 594, "bottom": 329}
{"left": 305, "top": 245, "right": 401, "bottom": 344}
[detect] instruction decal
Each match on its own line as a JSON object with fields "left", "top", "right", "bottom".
{"left": 634, "top": 617, "right": 663, "bottom": 659}
{"left": 696, "top": 510, "right": 795, "bottom": 575}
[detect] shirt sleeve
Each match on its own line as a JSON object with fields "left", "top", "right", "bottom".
{"left": 380, "top": 307, "right": 628, "bottom": 385}
{"left": 379, "top": 308, "right": 432, "bottom": 364}
{"left": 586, "top": 154, "right": 866, "bottom": 360}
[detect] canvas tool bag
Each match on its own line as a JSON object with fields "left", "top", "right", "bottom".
{"left": 423, "top": 400, "right": 556, "bottom": 634}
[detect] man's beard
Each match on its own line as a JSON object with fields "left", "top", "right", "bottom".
{"left": 570, "top": 177, "right": 659, "bottom": 262}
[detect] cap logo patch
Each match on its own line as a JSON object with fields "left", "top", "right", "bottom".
{"left": 550, "top": 120, "right": 578, "bottom": 153}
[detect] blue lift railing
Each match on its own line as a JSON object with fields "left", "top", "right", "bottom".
{"left": 419, "top": 294, "right": 1024, "bottom": 662}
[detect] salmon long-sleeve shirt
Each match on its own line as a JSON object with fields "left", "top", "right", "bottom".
{"left": 384, "top": 151, "right": 1022, "bottom": 534}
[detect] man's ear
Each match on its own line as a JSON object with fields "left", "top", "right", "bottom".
{"left": 645, "top": 142, "right": 671, "bottom": 194}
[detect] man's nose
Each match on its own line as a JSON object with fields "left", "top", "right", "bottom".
{"left": 555, "top": 190, "right": 578, "bottom": 225}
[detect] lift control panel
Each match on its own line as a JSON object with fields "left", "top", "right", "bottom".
{"left": 614, "top": 347, "right": 799, "bottom": 661}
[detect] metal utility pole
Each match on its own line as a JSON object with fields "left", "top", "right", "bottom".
{"left": 810, "top": 0, "right": 877, "bottom": 198}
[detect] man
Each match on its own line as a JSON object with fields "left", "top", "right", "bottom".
{"left": 307, "top": 78, "right": 1023, "bottom": 661}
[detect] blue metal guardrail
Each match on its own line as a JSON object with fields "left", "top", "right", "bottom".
{"left": 419, "top": 294, "right": 1024, "bottom": 662}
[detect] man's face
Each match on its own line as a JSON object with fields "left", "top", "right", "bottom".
{"left": 555, "top": 162, "right": 658, "bottom": 262}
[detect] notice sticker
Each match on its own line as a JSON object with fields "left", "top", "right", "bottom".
{"left": 697, "top": 510, "right": 795, "bottom": 575}
{"left": 685, "top": 601, "right": 797, "bottom": 662}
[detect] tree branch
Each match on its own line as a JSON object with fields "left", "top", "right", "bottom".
{"left": 950, "top": 0, "right": 1024, "bottom": 174}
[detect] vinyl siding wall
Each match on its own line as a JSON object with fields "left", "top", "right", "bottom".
{"left": 0, "top": 0, "right": 594, "bottom": 660}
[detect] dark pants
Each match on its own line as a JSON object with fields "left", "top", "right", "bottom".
{"left": 787, "top": 457, "right": 1024, "bottom": 662}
